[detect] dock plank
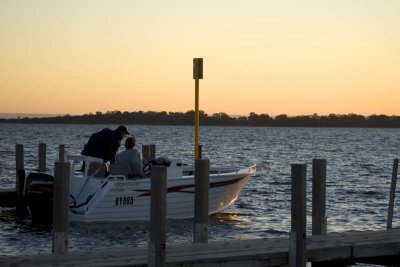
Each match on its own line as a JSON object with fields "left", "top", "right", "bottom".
{"left": 0, "top": 228, "right": 399, "bottom": 266}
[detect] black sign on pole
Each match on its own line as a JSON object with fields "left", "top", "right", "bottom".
{"left": 193, "top": 58, "right": 203, "bottom": 79}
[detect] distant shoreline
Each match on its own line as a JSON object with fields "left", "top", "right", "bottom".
{"left": 0, "top": 111, "right": 399, "bottom": 128}
{"left": 0, "top": 113, "right": 67, "bottom": 119}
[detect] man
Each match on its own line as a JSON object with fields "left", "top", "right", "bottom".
{"left": 81, "top": 125, "right": 130, "bottom": 163}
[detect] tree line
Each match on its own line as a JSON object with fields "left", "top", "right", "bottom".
{"left": 1, "top": 110, "right": 400, "bottom": 128}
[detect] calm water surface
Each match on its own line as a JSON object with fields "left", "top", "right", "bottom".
{"left": 0, "top": 124, "right": 399, "bottom": 257}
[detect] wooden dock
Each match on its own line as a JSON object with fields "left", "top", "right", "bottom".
{"left": 0, "top": 228, "right": 399, "bottom": 266}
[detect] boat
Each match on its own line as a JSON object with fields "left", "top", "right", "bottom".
{"left": 24, "top": 155, "right": 256, "bottom": 223}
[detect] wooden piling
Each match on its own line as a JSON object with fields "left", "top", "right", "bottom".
{"left": 38, "top": 143, "right": 46, "bottom": 172}
{"left": 148, "top": 165, "right": 167, "bottom": 267}
{"left": 288, "top": 231, "right": 297, "bottom": 266}
{"left": 312, "top": 159, "right": 327, "bottom": 235}
{"left": 142, "top": 145, "right": 149, "bottom": 165}
{"left": 387, "top": 158, "right": 398, "bottom": 229}
{"left": 52, "top": 161, "right": 71, "bottom": 254}
{"left": 198, "top": 145, "right": 202, "bottom": 159}
{"left": 142, "top": 144, "right": 156, "bottom": 165}
{"left": 194, "top": 159, "right": 210, "bottom": 243}
{"left": 59, "top": 144, "right": 65, "bottom": 162}
{"left": 15, "top": 144, "right": 24, "bottom": 195}
{"left": 149, "top": 144, "right": 156, "bottom": 161}
{"left": 311, "top": 159, "right": 327, "bottom": 267}
{"left": 16, "top": 144, "right": 24, "bottom": 174}
{"left": 289, "top": 164, "right": 307, "bottom": 267}
{"left": 15, "top": 144, "right": 26, "bottom": 217}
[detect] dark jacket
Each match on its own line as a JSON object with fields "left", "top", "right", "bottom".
{"left": 81, "top": 128, "right": 123, "bottom": 163}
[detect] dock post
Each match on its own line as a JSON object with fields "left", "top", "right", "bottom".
{"left": 149, "top": 144, "right": 156, "bottom": 161}
{"left": 311, "top": 159, "right": 327, "bottom": 267}
{"left": 59, "top": 144, "right": 65, "bottom": 162}
{"left": 148, "top": 165, "right": 167, "bottom": 267}
{"left": 52, "top": 161, "right": 71, "bottom": 254}
{"left": 15, "top": 144, "right": 27, "bottom": 218}
{"left": 289, "top": 164, "right": 307, "bottom": 267}
{"left": 198, "top": 145, "right": 202, "bottom": 159}
{"left": 38, "top": 143, "right": 46, "bottom": 172}
{"left": 142, "top": 145, "right": 149, "bottom": 165}
{"left": 312, "top": 159, "right": 327, "bottom": 235}
{"left": 194, "top": 159, "right": 210, "bottom": 243}
{"left": 387, "top": 158, "right": 399, "bottom": 229}
{"left": 142, "top": 144, "right": 156, "bottom": 165}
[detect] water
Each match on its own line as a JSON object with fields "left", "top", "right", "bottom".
{"left": 0, "top": 124, "right": 399, "bottom": 257}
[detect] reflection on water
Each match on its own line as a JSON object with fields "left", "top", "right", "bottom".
{"left": 212, "top": 212, "right": 252, "bottom": 227}
{"left": 0, "top": 210, "right": 261, "bottom": 254}
{"left": 0, "top": 209, "right": 16, "bottom": 224}
{"left": 0, "top": 209, "right": 53, "bottom": 255}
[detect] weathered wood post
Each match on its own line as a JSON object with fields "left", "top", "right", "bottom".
{"left": 16, "top": 144, "right": 24, "bottom": 179}
{"left": 311, "top": 159, "right": 327, "bottom": 267}
{"left": 387, "top": 158, "right": 399, "bottom": 229}
{"left": 142, "top": 145, "right": 150, "bottom": 165}
{"left": 15, "top": 144, "right": 27, "bottom": 217}
{"left": 38, "top": 143, "right": 46, "bottom": 172}
{"left": 312, "top": 159, "right": 327, "bottom": 235}
{"left": 148, "top": 165, "right": 167, "bottom": 267}
{"left": 194, "top": 159, "right": 210, "bottom": 243}
{"left": 149, "top": 144, "right": 156, "bottom": 161}
{"left": 52, "top": 161, "right": 71, "bottom": 254}
{"left": 59, "top": 144, "right": 65, "bottom": 162}
{"left": 198, "top": 145, "right": 203, "bottom": 160}
{"left": 289, "top": 164, "right": 307, "bottom": 267}
{"left": 142, "top": 144, "right": 156, "bottom": 165}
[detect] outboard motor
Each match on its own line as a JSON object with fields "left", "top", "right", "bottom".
{"left": 24, "top": 172, "right": 54, "bottom": 225}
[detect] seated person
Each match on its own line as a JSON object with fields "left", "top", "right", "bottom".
{"left": 115, "top": 137, "right": 145, "bottom": 178}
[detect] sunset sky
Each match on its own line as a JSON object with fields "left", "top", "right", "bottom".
{"left": 1, "top": 0, "right": 399, "bottom": 116}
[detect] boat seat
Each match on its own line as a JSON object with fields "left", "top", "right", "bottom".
{"left": 87, "top": 162, "right": 108, "bottom": 178}
{"left": 109, "top": 163, "right": 131, "bottom": 179}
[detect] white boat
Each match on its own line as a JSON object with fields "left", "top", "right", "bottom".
{"left": 64, "top": 155, "right": 256, "bottom": 222}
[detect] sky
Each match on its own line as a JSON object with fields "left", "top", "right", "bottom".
{"left": 1, "top": 0, "right": 399, "bottom": 117}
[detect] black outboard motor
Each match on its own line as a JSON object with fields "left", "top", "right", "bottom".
{"left": 24, "top": 172, "right": 54, "bottom": 225}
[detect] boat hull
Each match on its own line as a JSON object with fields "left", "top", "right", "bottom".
{"left": 69, "top": 167, "right": 255, "bottom": 222}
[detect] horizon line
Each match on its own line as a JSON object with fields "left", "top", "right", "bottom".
{"left": 1, "top": 111, "right": 400, "bottom": 119}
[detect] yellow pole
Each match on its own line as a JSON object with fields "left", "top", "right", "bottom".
{"left": 193, "top": 58, "right": 203, "bottom": 160}
{"left": 195, "top": 79, "right": 200, "bottom": 160}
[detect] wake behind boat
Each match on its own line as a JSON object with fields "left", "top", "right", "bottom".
{"left": 25, "top": 155, "right": 256, "bottom": 223}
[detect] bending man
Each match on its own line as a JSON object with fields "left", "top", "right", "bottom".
{"left": 81, "top": 125, "right": 130, "bottom": 163}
